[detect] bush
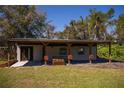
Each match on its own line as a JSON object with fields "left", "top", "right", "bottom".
{"left": 97, "top": 44, "right": 124, "bottom": 61}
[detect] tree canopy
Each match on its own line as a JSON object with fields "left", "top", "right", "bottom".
{"left": 116, "top": 14, "right": 124, "bottom": 42}
{"left": 61, "top": 8, "right": 115, "bottom": 41}
{"left": 0, "top": 6, "right": 124, "bottom": 46}
{"left": 0, "top": 5, "right": 54, "bottom": 46}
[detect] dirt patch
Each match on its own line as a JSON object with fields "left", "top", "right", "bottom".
{"left": 0, "top": 60, "right": 17, "bottom": 67}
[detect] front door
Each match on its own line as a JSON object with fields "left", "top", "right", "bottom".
{"left": 21, "top": 46, "right": 33, "bottom": 61}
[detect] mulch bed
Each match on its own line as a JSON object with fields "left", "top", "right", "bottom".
{"left": 0, "top": 60, "right": 17, "bottom": 68}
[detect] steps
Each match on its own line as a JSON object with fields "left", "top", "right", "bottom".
{"left": 11, "top": 61, "right": 28, "bottom": 67}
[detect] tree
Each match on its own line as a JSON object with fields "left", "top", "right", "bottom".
{"left": 62, "top": 18, "right": 89, "bottom": 40}
{"left": 0, "top": 6, "right": 54, "bottom": 46}
{"left": 62, "top": 22, "right": 77, "bottom": 40}
{"left": 87, "top": 8, "right": 115, "bottom": 40}
{"left": 62, "top": 8, "right": 115, "bottom": 40}
{"left": 44, "top": 22, "right": 55, "bottom": 39}
{"left": 116, "top": 14, "right": 124, "bottom": 42}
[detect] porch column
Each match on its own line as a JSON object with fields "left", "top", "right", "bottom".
{"left": 7, "top": 51, "right": 10, "bottom": 61}
{"left": 109, "top": 42, "right": 112, "bottom": 63}
{"left": 17, "top": 44, "right": 21, "bottom": 62}
{"left": 67, "top": 44, "right": 72, "bottom": 64}
{"left": 88, "top": 44, "right": 93, "bottom": 64}
{"left": 43, "top": 43, "right": 48, "bottom": 65}
{"left": 7, "top": 44, "right": 10, "bottom": 62}
{"left": 42, "top": 45, "right": 46, "bottom": 58}
{"left": 7, "top": 43, "right": 10, "bottom": 67}
{"left": 67, "top": 44, "right": 71, "bottom": 55}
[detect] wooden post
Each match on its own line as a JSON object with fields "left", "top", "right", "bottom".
{"left": 109, "top": 42, "right": 112, "bottom": 63}
{"left": 42, "top": 43, "right": 48, "bottom": 65}
{"left": 67, "top": 44, "right": 71, "bottom": 65}
{"left": 88, "top": 44, "right": 92, "bottom": 64}
{"left": 96, "top": 44, "right": 98, "bottom": 57}
{"left": 7, "top": 43, "right": 10, "bottom": 67}
{"left": 7, "top": 52, "right": 10, "bottom": 61}
{"left": 42, "top": 45, "right": 45, "bottom": 61}
{"left": 7, "top": 52, "right": 10, "bottom": 67}
{"left": 44, "top": 45, "right": 47, "bottom": 65}
{"left": 67, "top": 44, "right": 71, "bottom": 55}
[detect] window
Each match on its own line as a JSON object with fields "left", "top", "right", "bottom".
{"left": 59, "top": 48, "right": 67, "bottom": 56}
{"left": 78, "top": 47, "right": 85, "bottom": 55}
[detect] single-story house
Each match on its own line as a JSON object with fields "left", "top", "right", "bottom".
{"left": 8, "top": 38, "right": 112, "bottom": 64}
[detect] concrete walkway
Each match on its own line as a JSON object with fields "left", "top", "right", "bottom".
{"left": 11, "top": 61, "right": 28, "bottom": 67}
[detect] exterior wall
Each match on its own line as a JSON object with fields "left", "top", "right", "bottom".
{"left": 17, "top": 44, "right": 96, "bottom": 62}
{"left": 33, "top": 45, "right": 43, "bottom": 61}
{"left": 46, "top": 46, "right": 97, "bottom": 61}
{"left": 92, "top": 46, "right": 97, "bottom": 59}
{"left": 46, "top": 46, "right": 67, "bottom": 61}
{"left": 17, "top": 45, "right": 43, "bottom": 62}
{"left": 71, "top": 46, "right": 96, "bottom": 60}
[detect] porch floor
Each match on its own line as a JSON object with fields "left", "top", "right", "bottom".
{"left": 23, "top": 61, "right": 43, "bottom": 66}
{"left": 10, "top": 58, "right": 111, "bottom": 67}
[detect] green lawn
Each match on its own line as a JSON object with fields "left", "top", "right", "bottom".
{"left": 0, "top": 64, "right": 124, "bottom": 88}
{"left": 0, "top": 61, "right": 7, "bottom": 65}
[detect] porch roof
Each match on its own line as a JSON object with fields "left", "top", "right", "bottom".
{"left": 8, "top": 38, "right": 111, "bottom": 45}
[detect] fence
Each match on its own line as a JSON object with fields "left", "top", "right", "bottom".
{"left": 0, "top": 46, "right": 16, "bottom": 61}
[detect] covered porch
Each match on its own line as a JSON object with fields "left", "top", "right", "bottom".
{"left": 8, "top": 38, "right": 112, "bottom": 66}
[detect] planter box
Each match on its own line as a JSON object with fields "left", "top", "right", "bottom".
{"left": 52, "top": 59, "right": 65, "bottom": 65}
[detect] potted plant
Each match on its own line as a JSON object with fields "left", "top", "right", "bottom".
{"left": 89, "top": 54, "right": 94, "bottom": 64}
{"left": 44, "top": 55, "right": 48, "bottom": 65}
{"left": 67, "top": 54, "right": 73, "bottom": 65}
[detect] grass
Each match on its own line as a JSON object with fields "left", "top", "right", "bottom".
{"left": 0, "top": 65, "right": 124, "bottom": 88}
{"left": 0, "top": 61, "right": 8, "bottom": 65}
{"left": 97, "top": 44, "right": 124, "bottom": 61}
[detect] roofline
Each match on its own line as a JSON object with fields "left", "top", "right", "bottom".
{"left": 8, "top": 38, "right": 112, "bottom": 44}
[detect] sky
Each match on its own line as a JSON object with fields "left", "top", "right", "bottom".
{"left": 36, "top": 5, "right": 124, "bottom": 32}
